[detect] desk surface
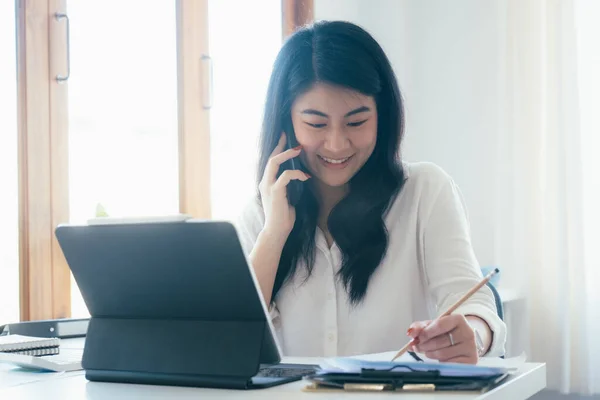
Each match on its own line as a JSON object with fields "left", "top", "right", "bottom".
{"left": 0, "top": 360, "right": 545, "bottom": 400}
{"left": 0, "top": 338, "right": 546, "bottom": 399}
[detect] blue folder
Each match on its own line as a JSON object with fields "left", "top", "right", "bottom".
{"left": 305, "top": 358, "right": 509, "bottom": 392}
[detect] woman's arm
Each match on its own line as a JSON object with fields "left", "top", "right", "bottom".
{"left": 249, "top": 228, "right": 287, "bottom": 305}
{"left": 245, "top": 134, "right": 308, "bottom": 305}
{"left": 414, "top": 165, "right": 506, "bottom": 358}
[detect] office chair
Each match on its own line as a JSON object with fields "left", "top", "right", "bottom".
{"left": 485, "top": 281, "right": 505, "bottom": 358}
{"left": 486, "top": 282, "right": 504, "bottom": 321}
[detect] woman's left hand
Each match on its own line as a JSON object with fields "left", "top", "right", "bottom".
{"left": 407, "top": 314, "right": 478, "bottom": 364}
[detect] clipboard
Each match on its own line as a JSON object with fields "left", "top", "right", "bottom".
{"left": 303, "top": 360, "right": 509, "bottom": 393}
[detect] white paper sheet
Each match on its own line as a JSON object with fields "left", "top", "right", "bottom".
{"left": 348, "top": 350, "right": 527, "bottom": 372}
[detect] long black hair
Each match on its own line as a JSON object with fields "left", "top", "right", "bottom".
{"left": 257, "top": 20, "right": 406, "bottom": 305}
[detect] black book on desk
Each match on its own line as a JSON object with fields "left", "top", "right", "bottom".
{"left": 1, "top": 318, "right": 89, "bottom": 339}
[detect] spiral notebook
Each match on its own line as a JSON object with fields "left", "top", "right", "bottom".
{"left": 0, "top": 334, "right": 60, "bottom": 356}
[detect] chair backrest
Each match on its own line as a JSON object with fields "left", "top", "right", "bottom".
{"left": 486, "top": 282, "right": 504, "bottom": 321}
{"left": 485, "top": 282, "right": 505, "bottom": 358}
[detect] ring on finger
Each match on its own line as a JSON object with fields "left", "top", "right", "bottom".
{"left": 447, "top": 332, "right": 455, "bottom": 346}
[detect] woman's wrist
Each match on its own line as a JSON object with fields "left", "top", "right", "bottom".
{"left": 258, "top": 226, "right": 289, "bottom": 250}
{"left": 465, "top": 315, "right": 493, "bottom": 356}
{"left": 249, "top": 228, "right": 289, "bottom": 306}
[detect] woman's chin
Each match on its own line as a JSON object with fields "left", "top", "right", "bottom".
{"left": 313, "top": 172, "right": 354, "bottom": 188}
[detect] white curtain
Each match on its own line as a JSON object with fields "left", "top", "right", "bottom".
{"left": 499, "top": 0, "right": 600, "bottom": 394}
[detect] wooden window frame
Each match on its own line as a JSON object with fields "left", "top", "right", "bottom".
{"left": 16, "top": 0, "right": 211, "bottom": 321}
{"left": 16, "top": 0, "right": 303, "bottom": 320}
{"left": 17, "top": 0, "right": 70, "bottom": 321}
{"left": 282, "top": 0, "right": 314, "bottom": 38}
{"left": 178, "top": 0, "right": 211, "bottom": 219}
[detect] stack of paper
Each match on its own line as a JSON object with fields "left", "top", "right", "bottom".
{"left": 343, "top": 350, "right": 527, "bottom": 373}
{"left": 320, "top": 358, "right": 510, "bottom": 378}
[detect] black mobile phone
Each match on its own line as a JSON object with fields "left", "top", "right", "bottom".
{"left": 280, "top": 122, "right": 304, "bottom": 207}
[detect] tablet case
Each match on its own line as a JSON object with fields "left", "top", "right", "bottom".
{"left": 55, "top": 221, "right": 282, "bottom": 389}
{"left": 83, "top": 318, "right": 277, "bottom": 389}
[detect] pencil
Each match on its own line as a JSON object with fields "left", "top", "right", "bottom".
{"left": 391, "top": 267, "right": 500, "bottom": 361}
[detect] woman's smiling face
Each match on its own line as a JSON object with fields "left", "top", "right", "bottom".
{"left": 290, "top": 83, "right": 377, "bottom": 188}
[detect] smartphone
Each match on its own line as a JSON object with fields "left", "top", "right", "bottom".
{"left": 280, "top": 121, "right": 304, "bottom": 207}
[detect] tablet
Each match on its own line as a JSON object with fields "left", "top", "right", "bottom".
{"left": 86, "top": 214, "right": 192, "bottom": 225}
{"left": 55, "top": 220, "right": 316, "bottom": 389}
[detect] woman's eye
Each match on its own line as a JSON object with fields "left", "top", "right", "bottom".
{"left": 347, "top": 119, "right": 368, "bottom": 127}
{"left": 306, "top": 122, "right": 327, "bottom": 128}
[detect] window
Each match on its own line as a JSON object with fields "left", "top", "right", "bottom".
{"left": 67, "top": 0, "right": 180, "bottom": 317}
{"left": 0, "top": 0, "right": 19, "bottom": 323}
{"left": 208, "top": 0, "right": 283, "bottom": 221}
{"left": 13, "top": 0, "right": 305, "bottom": 320}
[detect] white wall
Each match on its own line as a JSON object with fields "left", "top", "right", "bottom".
{"left": 315, "top": 0, "right": 512, "bottom": 288}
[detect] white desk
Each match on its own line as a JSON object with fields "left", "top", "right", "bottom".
{"left": 0, "top": 338, "right": 546, "bottom": 399}
{"left": 0, "top": 361, "right": 546, "bottom": 399}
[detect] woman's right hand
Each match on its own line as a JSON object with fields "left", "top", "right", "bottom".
{"left": 258, "top": 133, "right": 310, "bottom": 240}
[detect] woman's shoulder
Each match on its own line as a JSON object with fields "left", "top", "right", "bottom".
{"left": 401, "top": 161, "right": 456, "bottom": 195}
{"left": 236, "top": 195, "right": 265, "bottom": 226}
{"left": 232, "top": 196, "right": 265, "bottom": 255}
{"left": 392, "top": 161, "right": 466, "bottom": 224}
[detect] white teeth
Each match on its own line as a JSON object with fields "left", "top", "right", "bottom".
{"left": 319, "top": 155, "right": 351, "bottom": 164}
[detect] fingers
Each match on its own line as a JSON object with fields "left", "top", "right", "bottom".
{"left": 406, "top": 320, "right": 431, "bottom": 339}
{"left": 407, "top": 315, "right": 479, "bottom": 364}
{"left": 272, "top": 169, "right": 310, "bottom": 193}
{"left": 422, "top": 340, "right": 468, "bottom": 362}
{"left": 263, "top": 136, "right": 303, "bottom": 186}
{"left": 406, "top": 320, "right": 430, "bottom": 352}
{"left": 413, "top": 330, "right": 454, "bottom": 352}
{"left": 418, "top": 315, "right": 466, "bottom": 343}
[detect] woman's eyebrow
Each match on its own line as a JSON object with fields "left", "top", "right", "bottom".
{"left": 301, "top": 109, "right": 328, "bottom": 117}
{"left": 344, "top": 106, "right": 370, "bottom": 117}
{"left": 300, "top": 106, "right": 371, "bottom": 118}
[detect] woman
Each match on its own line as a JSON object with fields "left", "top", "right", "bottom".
{"left": 235, "top": 20, "right": 506, "bottom": 363}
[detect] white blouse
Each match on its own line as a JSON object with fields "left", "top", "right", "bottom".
{"left": 235, "top": 162, "right": 506, "bottom": 358}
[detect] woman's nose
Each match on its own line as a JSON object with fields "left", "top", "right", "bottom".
{"left": 323, "top": 129, "right": 350, "bottom": 153}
